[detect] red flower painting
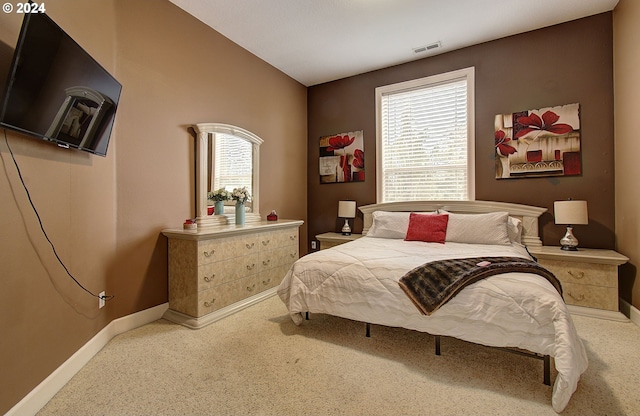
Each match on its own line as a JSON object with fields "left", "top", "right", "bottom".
{"left": 319, "top": 130, "right": 365, "bottom": 183}
{"left": 326, "top": 134, "right": 355, "bottom": 152}
{"left": 352, "top": 149, "right": 364, "bottom": 169}
{"left": 515, "top": 110, "right": 573, "bottom": 139}
{"left": 495, "top": 130, "right": 517, "bottom": 157}
{"left": 494, "top": 103, "right": 581, "bottom": 179}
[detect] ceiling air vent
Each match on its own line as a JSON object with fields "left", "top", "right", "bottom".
{"left": 413, "top": 42, "right": 441, "bottom": 54}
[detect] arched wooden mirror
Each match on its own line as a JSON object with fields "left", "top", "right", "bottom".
{"left": 193, "top": 123, "right": 262, "bottom": 228}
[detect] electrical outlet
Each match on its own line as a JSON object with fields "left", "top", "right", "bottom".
{"left": 311, "top": 240, "right": 317, "bottom": 250}
{"left": 99, "top": 291, "right": 106, "bottom": 309}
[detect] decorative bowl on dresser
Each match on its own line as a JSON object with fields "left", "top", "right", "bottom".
{"left": 162, "top": 220, "right": 303, "bottom": 329}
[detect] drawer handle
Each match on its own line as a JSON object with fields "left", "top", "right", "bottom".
{"left": 289, "top": 252, "right": 296, "bottom": 258}
{"left": 204, "top": 298, "right": 216, "bottom": 307}
{"left": 203, "top": 273, "right": 216, "bottom": 282}
{"left": 567, "top": 292, "right": 585, "bottom": 302}
{"left": 247, "top": 263, "right": 256, "bottom": 271}
{"left": 262, "top": 239, "right": 271, "bottom": 246}
{"left": 262, "top": 259, "right": 271, "bottom": 266}
{"left": 246, "top": 242, "right": 255, "bottom": 249}
{"left": 567, "top": 270, "right": 585, "bottom": 280}
{"left": 262, "top": 278, "right": 271, "bottom": 286}
{"left": 289, "top": 235, "right": 297, "bottom": 240}
{"left": 246, "top": 284, "right": 256, "bottom": 292}
{"left": 203, "top": 249, "right": 215, "bottom": 258}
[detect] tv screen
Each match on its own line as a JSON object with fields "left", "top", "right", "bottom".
{"left": 0, "top": 12, "right": 122, "bottom": 157}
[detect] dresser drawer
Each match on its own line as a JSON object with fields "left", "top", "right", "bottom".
{"left": 197, "top": 234, "right": 260, "bottom": 265}
{"left": 274, "top": 228, "right": 299, "bottom": 246}
{"left": 537, "top": 259, "right": 618, "bottom": 288}
{"left": 258, "top": 246, "right": 299, "bottom": 272}
{"left": 257, "top": 229, "right": 299, "bottom": 250}
{"left": 196, "top": 251, "right": 298, "bottom": 315}
{"left": 197, "top": 274, "right": 266, "bottom": 315}
{"left": 198, "top": 253, "right": 259, "bottom": 290}
{"left": 562, "top": 282, "right": 618, "bottom": 311}
{"left": 264, "top": 264, "right": 294, "bottom": 288}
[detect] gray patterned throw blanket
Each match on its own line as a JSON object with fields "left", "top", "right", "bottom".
{"left": 399, "top": 256, "right": 563, "bottom": 315}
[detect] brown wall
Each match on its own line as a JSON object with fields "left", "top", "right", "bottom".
{"left": 110, "top": 1, "right": 307, "bottom": 320}
{"left": 1, "top": 2, "right": 118, "bottom": 412}
{"left": 1, "top": 2, "right": 636, "bottom": 413}
{"left": 614, "top": 0, "right": 640, "bottom": 309}
{"left": 307, "top": 13, "right": 615, "bottom": 255}
{"left": 0, "top": 0, "right": 307, "bottom": 413}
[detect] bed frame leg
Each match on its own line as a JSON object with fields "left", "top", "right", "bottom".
{"left": 365, "top": 323, "right": 371, "bottom": 337}
{"left": 305, "top": 312, "right": 309, "bottom": 320}
{"left": 430, "top": 334, "right": 548, "bottom": 385}
{"left": 543, "top": 355, "right": 551, "bottom": 386}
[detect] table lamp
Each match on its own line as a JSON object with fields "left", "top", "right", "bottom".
{"left": 338, "top": 200, "right": 356, "bottom": 235}
{"left": 554, "top": 200, "right": 588, "bottom": 251}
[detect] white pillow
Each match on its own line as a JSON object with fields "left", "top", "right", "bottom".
{"left": 440, "top": 211, "right": 511, "bottom": 245}
{"left": 507, "top": 216, "right": 523, "bottom": 244}
{"left": 367, "top": 211, "right": 435, "bottom": 239}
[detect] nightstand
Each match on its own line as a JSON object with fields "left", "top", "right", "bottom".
{"left": 315, "top": 232, "right": 363, "bottom": 250}
{"left": 528, "top": 246, "right": 629, "bottom": 321}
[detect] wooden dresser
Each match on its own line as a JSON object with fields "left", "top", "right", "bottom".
{"left": 162, "top": 220, "right": 303, "bottom": 328}
{"left": 528, "top": 246, "right": 628, "bottom": 321}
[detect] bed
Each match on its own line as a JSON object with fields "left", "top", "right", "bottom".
{"left": 277, "top": 200, "right": 588, "bottom": 412}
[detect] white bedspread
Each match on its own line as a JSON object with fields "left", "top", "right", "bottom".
{"left": 277, "top": 237, "right": 588, "bottom": 412}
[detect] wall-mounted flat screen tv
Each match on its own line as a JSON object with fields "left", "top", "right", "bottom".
{"left": 0, "top": 12, "right": 122, "bottom": 157}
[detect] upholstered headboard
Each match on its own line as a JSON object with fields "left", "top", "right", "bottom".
{"left": 359, "top": 200, "right": 547, "bottom": 247}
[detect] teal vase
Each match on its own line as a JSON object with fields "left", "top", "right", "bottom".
{"left": 214, "top": 200, "right": 225, "bottom": 215}
{"left": 235, "top": 202, "right": 245, "bottom": 225}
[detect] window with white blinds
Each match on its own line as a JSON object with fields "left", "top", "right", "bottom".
{"left": 213, "top": 133, "right": 253, "bottom": 195}
{"left": 375, "top": 67, "right": 475, "bottom": 202}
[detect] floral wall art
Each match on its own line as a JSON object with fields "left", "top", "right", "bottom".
{"left": 319, "top": 130, "right": 365, "bottom": 183}
{"left": 495, "top": 103, "right": 581, "bottom": 179}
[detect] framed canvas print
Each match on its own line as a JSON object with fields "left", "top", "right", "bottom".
{"left": 319, "top": 130, "right": 365, "bottom": 183}
{"left": 495, "top": 103, "right": 580, "bottom": 179}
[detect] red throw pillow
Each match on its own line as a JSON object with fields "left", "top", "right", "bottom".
{"left": 404, "top": 213, "right": 449, "bottom": 243}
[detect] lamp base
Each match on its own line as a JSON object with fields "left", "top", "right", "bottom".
{"left": 561, "top": 245, "right": 579, "bottom": 251}
{"left": 341, "top": 218, "right": 351, "bottom": 236}
{"left": 560, "top": 225, "right": 579, "bottom": 251}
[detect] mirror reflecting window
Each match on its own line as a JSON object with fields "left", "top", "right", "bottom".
{"left": 211, "top": 133, "right": 254, "bottom": 212}
{"left": 193, "top": 123, "right": 262, "bottom": 228}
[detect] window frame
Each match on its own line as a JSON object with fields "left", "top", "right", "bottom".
{"left": 375, "top": 67, "right": 475, "bottom": 203}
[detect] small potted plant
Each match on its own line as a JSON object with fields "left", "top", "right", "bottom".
{"left": 231, "top": 187, "right": 251, "bottom": 225}
{"left": 208, "top": 188, "right": 232, "bottom": 215}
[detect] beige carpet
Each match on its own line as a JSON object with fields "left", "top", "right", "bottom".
{"left": 37, "top": 296, "right": 640, "bottom": 415}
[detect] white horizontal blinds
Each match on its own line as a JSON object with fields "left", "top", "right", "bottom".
{"left": 213, "top": 133, "right": 253, "bottom": 195}
{"left": 380, "top": 76, "right": 468, "bottom": 202}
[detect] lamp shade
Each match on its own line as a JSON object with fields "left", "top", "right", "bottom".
{"left": 554, "top": 200, "right": 588, "bottom": 225}
{"left": 338, "top": 200, "right": 356, "bottom": 218}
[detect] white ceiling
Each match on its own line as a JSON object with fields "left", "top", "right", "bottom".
{"left": 169, "top": 0, "right": 619, "bottom": 86}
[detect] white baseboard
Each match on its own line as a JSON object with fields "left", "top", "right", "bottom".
{"left": 6, "top": 303, "right": 169, "bottom": 416}
{"left": 619, "top": 297, "right": 640, "bottom": 327}
{"left": 567, "top": 299, "right": 640, "bottom": 325}
{"left": 567, "top": 304, "right": 629, "bottom": 322}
